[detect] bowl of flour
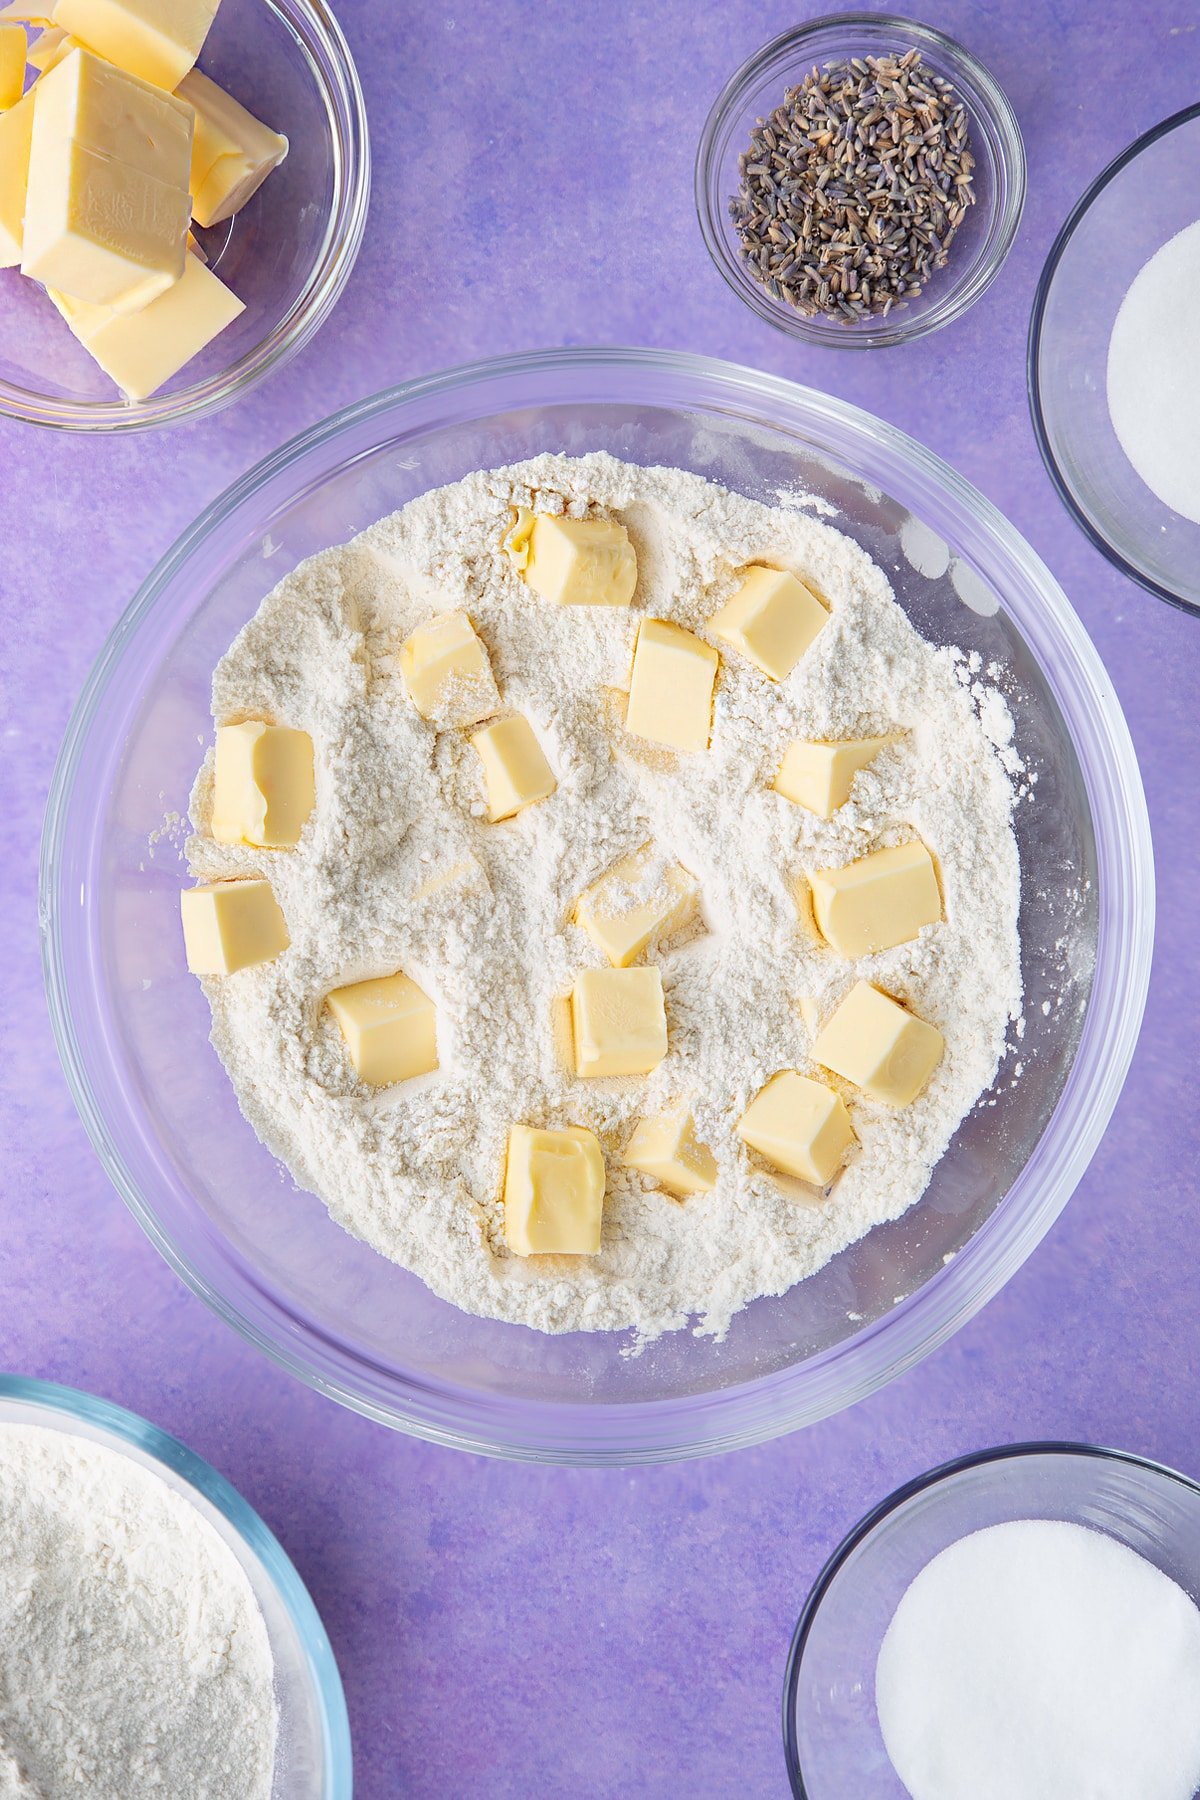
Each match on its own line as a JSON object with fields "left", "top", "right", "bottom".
{"left": 0, "top": 1375, "right": 350, "bottom": 1797}
{"left": 40, "top": 349, "right": 1152, "bottom": 1462}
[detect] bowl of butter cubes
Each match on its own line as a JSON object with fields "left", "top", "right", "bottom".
{"left": 0, "top": 0, "right": 369, "bottom": 429}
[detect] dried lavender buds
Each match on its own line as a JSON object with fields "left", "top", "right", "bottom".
{"left": 729, "top": 49, "right": 976, "bottom": 323}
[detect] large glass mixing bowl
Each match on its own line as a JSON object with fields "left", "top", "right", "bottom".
{"left": 40, "top": 349, "right": 1153, "bottom": 1463}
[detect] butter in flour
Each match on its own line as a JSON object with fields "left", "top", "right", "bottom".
{"left": 185, "top": 452, "right": 1023, "bottom": 1340}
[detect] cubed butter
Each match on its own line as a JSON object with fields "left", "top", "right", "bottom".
{"left": 574, "top": 843, "right": 698, "bottom": 967}
{"left": 625, "top": 1106, "right": 716, "bottom": 1198}
{"left": 27, "top": 23, "right": 76, "bottom": 68}
{"left": 737, "top": 1070, "right": 855, "bottom": 1186}
{"left": 775, "top": 735, "right": 891, "bottom": 818}
{"left": 0, "top": 86, "right": 35, "bottom": 264}
{"left": 571, "top": 965, "right": 667, "bottom": 1078}
{"left": 503, "top": 1123, "right": 604, "bottom": 1257}
{"left": 809, "top": 840, "right": 942, "bottom": 958}
{"left": 399, "top": 610, "right": 499, "bottom": 728}
{"left": 180, "top": 877, "right": 288, "bottom": 975}
{"left": 46, "top": 249, "right": 243, "bottom": 397}
{"left": 210, "top": 720, "right": 314, "bottom": 849}
{"left": 326, "top": 971, "right": 438, "bottom": 1087}
{"left": 178, "top": 68, "right": 288, "bottom": 228}
{"left": 812, "top": 979, "right": 944, "bottom": 1107}
{"left": 470, "top": 714, "right": 556, "bottom": 821}
{"left": 22, "top": 48, "right": 192, "bottom": 308}
{"left": 523, "top": 513, "right": 637, "bottom": 607}
{"left": 0, "top": 21, "right": 25, "bottom": 106}
{"left": 52, "top": 0, "right": 219, "bottom": 89}
{"left": 625, "top": 618, "right": 718, "bottom": 754}
{"left": 709, "top": 566, "right": 827, "bottom": 681}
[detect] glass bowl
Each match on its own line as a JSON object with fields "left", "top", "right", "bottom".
{"left": 696, "top": 13, "right": 1025, "bottom": 349}
{"left": 783, "top": 1442, "right": 1200, "bottom": 1797}
{"left": 0, "top": 1374, "right": 351, "bottom": 1796}
{"left": 1029, "top": 105, "right": 1200, "bottom": 617}
{"left": 40, "top": 347, "right": 1152, "bottom": 1464}
{"left": 0, "top": 0, "right": 369, "bottom": 432}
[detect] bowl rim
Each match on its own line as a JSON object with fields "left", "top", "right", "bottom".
{"left": 781, "top": 1439, "right": 1200, "bottom": 1796}
{"left": 0, "top": 1371, "right": 352, "bottom": 1795}
{"left": 39, "top": 346, "right": 1154, "bottom": 1464}
{"left": 1027, "top": 101, "right": 1200, "bottom": 619}
{"left": 694, "top": 10, "right": 1027, "bottom": 349}
{"left": 0, "top": 0, "right": 371, "bottom": 434}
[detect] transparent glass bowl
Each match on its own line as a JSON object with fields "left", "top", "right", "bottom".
{"left": 0, "top": 0, "right": 369, "bottom": 432}
{"left": 40, "top": 348, "right": 1152, "bottom": 1464}
{"left": 783, "top": 1443, "right": 1200, "bottom": 1797}
{"left": 696, "top": 13, "right": 1025, "bottom": 348}
{"left": 1029, "top": 105, "right": 1200, "bottom": 617}
{"left": 0, "top": 1374, "right": 351, "bottom": 1796}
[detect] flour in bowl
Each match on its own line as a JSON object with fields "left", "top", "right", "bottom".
{"left": 185, "top": 453, "right": 1022, "bottom": 1339}
{"left": 0, "top": 1425, "right": 276, "bottom": 1799}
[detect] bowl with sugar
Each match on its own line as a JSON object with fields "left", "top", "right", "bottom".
{"left": 1030, "top": 104, "right": 1200, "bottom": 616}
{"left": 41, "top": 348, "right": 1151, "bottom": 1462}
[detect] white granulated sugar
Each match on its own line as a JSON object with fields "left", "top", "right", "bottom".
{"left": 876, "top": 1519, "right": 1200, "bottom": 1800}
{"left": 1108, "top": 219, "right": 1200, "bottom": 525}
{"left": 0, "top": 1426, "right": 276, "bottom": 1799}
{"left": 187, "top": 453, "right": 1022, "bottom": 1339}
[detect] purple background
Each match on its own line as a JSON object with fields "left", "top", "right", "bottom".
{"left": 2, "top": 2, "right": 1198, "bottom": 1793}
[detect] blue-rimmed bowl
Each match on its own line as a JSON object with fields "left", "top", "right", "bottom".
{"left": 783, "top": 1442, "right": 1200, "bottom": 1796}
{"left": 0, "top": 1375, "right": 351, "bottom": 1796}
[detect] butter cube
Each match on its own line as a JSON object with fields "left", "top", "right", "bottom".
{"left": 504, "top": 1123, "right": 605, "bottom": 1256}
{"left": 775, "top": 736, "right": 891, "bottom": 818}
{"left": 22, "top": 48, "right": 191, "bottom": 308}
{"left": 571, "top": 965, "right": 667, "bottom": 1078}
{"left": 625, "top": 1106, "right": 716, "bottom": 1198}
{"left": 0, "top": 86, "right": 35, "bottom": 264}
{"left": 574, "top": 843, "right": 698, "bottom": 967}
{"left": 737, "top": 1070, "right": 855, "bottom": 1186}
{"left": 0, "top": 22, "right": 24, "bottom": 106}
{"left": 27, "top": 24, "right": 77, "bottom": 69}
{"left": 53, "top": 0, "right": 219, "bottom": 89}
{"left": 812, "top": 979, "right": 943, "bottom": 1107}
{"left": 46, "top": 250, "right": 244, "bottom": 398}
{"left": 178, "top": 69, "right": 288, "bottom": 228}
{"left": 810, "top": 841, "right": 941, "bottom": 958}
{"left": 326, "top": 971, "right": 438, "bottom": 1088}
{"left": 626, "top": 618, "right": 718, "bottom": 754}
{"left": 523, "top": 514, "right": 637, "bottom": 607}
{"left": 181, "top": 877, "right": 288, "bottom": 975}
{"left": 709, "top": 566, "right": 827, "bottom": 681}
{"left": 210, "top": 720, "right": 314, "bottom": 849}
{"left": 470, "top": 714, "right": 556, "bottom": 822}
{"left": 400, "top": 610, "right": 499, "bottom": 729}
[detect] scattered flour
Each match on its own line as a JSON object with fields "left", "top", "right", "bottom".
{"left": 0, "top": 1425, "right": 277, "bottom": 1799}
{"left": 186, "top": 452, "right": 1023, "bottom": 1340}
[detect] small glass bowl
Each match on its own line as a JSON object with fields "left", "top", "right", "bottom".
{"left": 1029, "top": 105, "right": 1200, "bottom": 618}
{"left": 783, "top": 1442, "right": 1200, "bottom": 1796}
{"left": 0, "top": 1375, "right": 351, "bottom": 1796}
{"left": 0, "top": 0, "right": 370, "bottom": 432}
{"left": 696, "top": 12, "right": 1025, "bottom": 349}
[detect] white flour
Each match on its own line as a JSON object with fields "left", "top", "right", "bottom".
{"left": 187, "top": 452, "right": 1023, "bottom": 1339}
{"left": 0, "top": 1425, "right": 276, "bottom": 1799}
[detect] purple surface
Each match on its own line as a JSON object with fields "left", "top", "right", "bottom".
{"left": 1, "top": 2, "right": 1197, "bottom": 1794}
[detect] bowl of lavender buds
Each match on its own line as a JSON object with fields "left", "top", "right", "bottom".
{"left": 696, "top": 13, "right": 1025, "bottom": 348}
